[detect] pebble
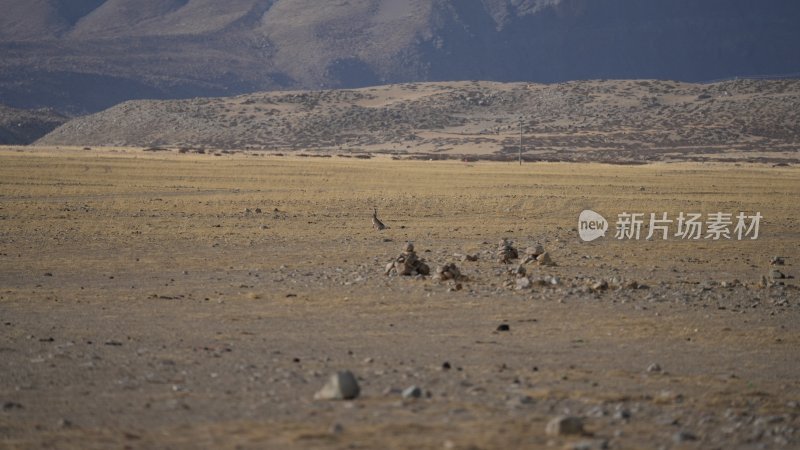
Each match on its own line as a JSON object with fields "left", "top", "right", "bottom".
{"left": 613, "top": 408, "right": 631, "bottom": 421}
{"left": 2, "top": 401, "right": 23, "bottom": 411}
{"left": 402, "top": 385, "right": 422, "bottom": 399}
{"left": 545, "top": 416, "right": 584, "bottom": 436}
{"left": 314, "top": 371, "right": 360, "bottom": 400}
{"left": 570, "top": 440, "right": 608, "bottom": 450}
{"left": 673, "top": 431, "right": 698, "bottom": 443}
{"left": 496, "top": 323, "right": 510, "bottom": 332}
{"left": 506, "top": 395, "right": 535, "bottom": 408}
{"left": 647, "top": 363, "right": 662, "bottom": 373}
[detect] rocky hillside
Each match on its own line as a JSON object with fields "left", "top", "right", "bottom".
{"left": 0, "top": 104, "right": 68, "bottom": 144}
{"left": 37, "top": 79, "right": 800, "bottom": 163}
{"left": 2, "top": 0, "right": 799, "bottom": 114}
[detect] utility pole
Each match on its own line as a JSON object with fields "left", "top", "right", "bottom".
{"left": 519, "top": 116, "right": 523, "bottom": 165}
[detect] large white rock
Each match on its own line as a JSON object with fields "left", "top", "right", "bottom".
{"left": 314, "top": 371, "right": 360, "bottom": 400}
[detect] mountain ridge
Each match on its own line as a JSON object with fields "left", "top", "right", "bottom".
{"left": 36, "top": 79, "right": 800, "bottom": 163}
{"left": 2, "top": 0, "right": 799, "bottom": 114}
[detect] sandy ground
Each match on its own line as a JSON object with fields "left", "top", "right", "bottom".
{"left": 0, "top": 147, "right": 798, "bottom": 449}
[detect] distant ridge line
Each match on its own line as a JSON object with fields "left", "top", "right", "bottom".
{"left": 700, "top": 72, "right": 800, "bottom": 84}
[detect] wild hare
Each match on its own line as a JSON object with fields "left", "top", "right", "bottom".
{"left": 372, "top": 208, "right": 387, "bottom": 230}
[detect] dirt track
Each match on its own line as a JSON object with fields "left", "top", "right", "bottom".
{"left": 1, "top": 147, "right": 798, "bottom": 449}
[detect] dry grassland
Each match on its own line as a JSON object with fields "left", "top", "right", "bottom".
{"left": 0, "top": 146, "right": 798, "bottom": 449}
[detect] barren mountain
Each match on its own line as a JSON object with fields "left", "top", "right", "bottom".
{"left": 38, "top": 79, "right": 800, "bottom": 163}
{"left": 2, "top": 0, "right": 799, "bottom": 114}
{"left": 0, "top": 103, "right": 67, "bottom": 144}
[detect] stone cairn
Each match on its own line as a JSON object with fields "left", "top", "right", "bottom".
{"left": 496, "top": 239, "right": 518, "bottom": 264}
{"left": 385, "top": 242, "right": 430, "bottom": 276}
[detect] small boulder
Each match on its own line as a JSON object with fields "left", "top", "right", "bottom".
{"left": 545, "top": 416, "right": 584, "bottom": 436}
{"left": 769, "top": 269, "right": 786, "bottom": 281}
{"left": 516, "top": 277, "right": 532, "bottom": 290}
{"left": 402, "top": 385, "right": 422, "bottom": 399}
{"left": 314, "top": 371, "right": 360, "bottom": 400}
{"left": 536, "top": 252, "right": 555, "bottom": 267}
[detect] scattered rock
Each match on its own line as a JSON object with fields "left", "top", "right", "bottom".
{"left": 506, "top": 395, "right": 535, "bottom": 409}
{"left": 2, "top": 401, "right": 23, "bottom": 411}
{"left": 673, "top": 431, "right": 698, "bottom": 443}
{"left": 531, "top": 278, "right": 549, "bottom": 287}
{"left": 497, "top": 239, "right": 518, "bottom": 264}
{"left": 516, "top": 277, "right": 532, "bottom": 290}
{"left": 569, "top": 440, "right": 608, "bottom": 450}
{"left": 591, "top": 280, "right": 609, "bottom": 291}
{"left": 545, "top": 416, "right": 584, "bottom": 436}
{"left": 770, "top": 256, "right": 785, "bottom": 266}
{"left": 314, "top": 371, "right": 360, "bottom": 400}
{"left": 613, "top": 408, "right": 631, "bottom": 421}
{"left": 441, "top": 361, "right": 451, "bottom": 371}
{"left": 647, "top": 363, "right": 662, "bottom": 373}
{"left": 402, "top": 385, "right": 422, "bottom": 399}
{"left": 463, "top": 254, "right": 479, "bottom": 262}
{"left": 536, "top": 252, "right": 555, "bottom": 266}
{"left": 654, "top": 390, "right": 684, "bottom": 404}
{"left": 769, "top": 269, "right": 786, "bottom": 281}
{"left": 329, "top": 422, "right": 344, "bottom": 434}
{"left": 496, "top": 323, "right": 510, "bottom": 332}
{"left": 521, "top": 244, "right": 546, "bottom": 263}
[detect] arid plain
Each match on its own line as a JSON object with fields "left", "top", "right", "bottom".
{"left": 1, "top": 146, "right": 798, "bottom": 449}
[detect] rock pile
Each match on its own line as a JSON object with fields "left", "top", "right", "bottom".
{"left": 433, "top": 263, "right": 462, "bottom": 281}
{"left": 521, "top": 244, "right": 545, "bottom": 263}
{"left": 385, "top": 242, "right": 430, "bottom": 276}
{"left": 522, "top": 243, "right": 555, "bottom": 266}
{"left": 496, "top": 239, "right": 518, "bottom": 264}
